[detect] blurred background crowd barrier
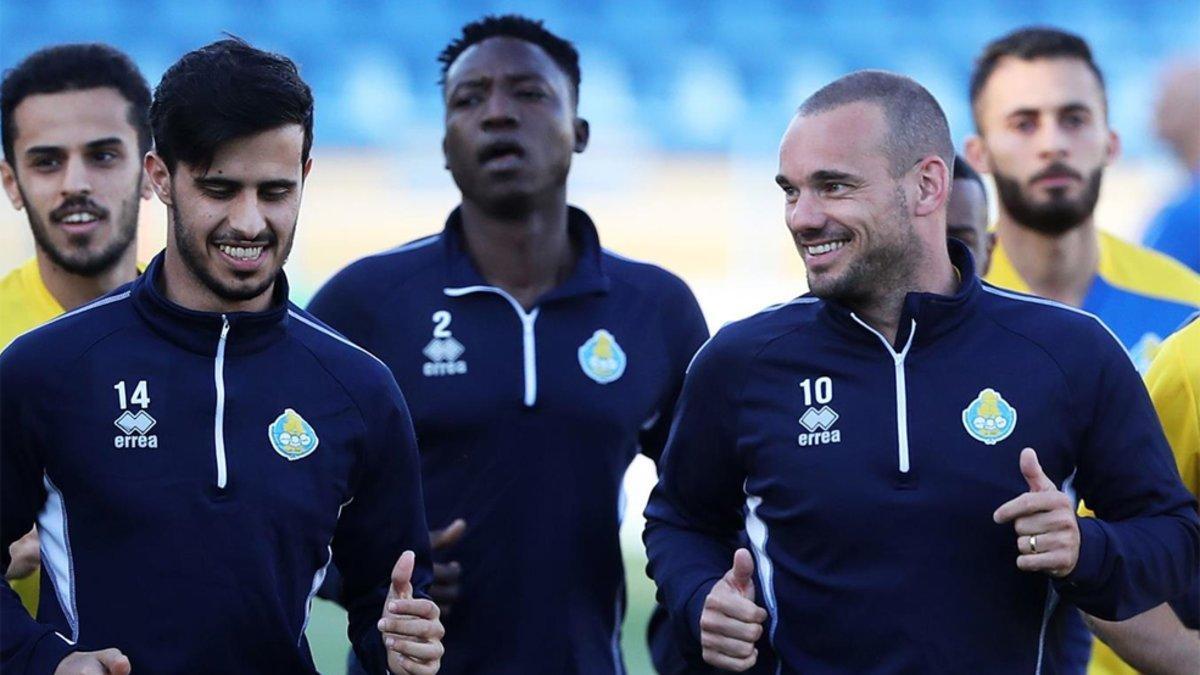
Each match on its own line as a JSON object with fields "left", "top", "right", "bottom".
{"left": 2, "top": 1, "right": 1197, "bottom": 672}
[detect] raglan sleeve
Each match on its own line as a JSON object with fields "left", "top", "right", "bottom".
{"left": 307, "top": 267, "right": 371, "bottom": 347}
{"left": 333, "top": 368, "right": 433, "bottom": 674}
{"left": 639, "top": 278, "right": 710, "bottom": 464}
{"left": 0, "top": 344, "right": 77, "bottom": 674}
{"left": 1057, "top": 327, "right": 1200, "bottom": 621}
{"left": 643, "top": 329, "right": 750, "bottom": 651}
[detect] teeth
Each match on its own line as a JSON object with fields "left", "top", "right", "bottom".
{"left": 61, "top": 213, "right": 98, "bottom": 224}
{"left": 805, "top": 240, "right": 848, "bottom": 256}
{"left": 218, "top": 245, "right": 264, "bottom": 261}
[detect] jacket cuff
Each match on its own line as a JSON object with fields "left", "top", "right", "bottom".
{"left": 1060, "top": 516, "right": 1108, "bottom": 590}
{"left": 30, "top": 630, "right": 76, "bottom": 675}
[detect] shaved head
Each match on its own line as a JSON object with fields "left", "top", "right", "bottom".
{"left": 798, "top": 70, "right": 954, "bottom": 177}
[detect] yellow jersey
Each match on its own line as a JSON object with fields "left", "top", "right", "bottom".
{"left": 986, "top": 231, "right": 1200, "bottom": 372}
{"left": 1087, "top": 318, "right": 1200, "bottom": 675}
{"left": 0, "top": 258, "right": 67, "bottom": 614}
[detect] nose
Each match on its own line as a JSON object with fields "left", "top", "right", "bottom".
{"left": 60, "top": 155, "right": 92, "bottom": 196}
{"left": 1036, "top": 122, "right": 1070, "bottom": 161}
{"left": 481, "top": 92, "right": 518, "bottom": 130}
{"left": 786, "top": 190, "right": 828, "bottom": 237}
{"left": 227, "top": 192, "right": 269, "bottom": 240}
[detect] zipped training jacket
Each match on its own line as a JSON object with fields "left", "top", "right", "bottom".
{"left": 1, "top": 253, "right": 432, "bottom": 674}
{"left": 644, "top": 242, "right": 1200, "bottom": 674}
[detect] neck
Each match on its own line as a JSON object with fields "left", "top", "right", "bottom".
{"left": 459, "top": 195, "right": 576, "bottom": 310}
{"left": 37, "top": 246, "right": 139, "bottom": 312}
{"left": 160, "top": 247, "right": 275, "bottom": 314}
{"left": 850, "top": 245, "right": 958, "bottom": 346}
{"left": 994, "top": 210, "right": 1097, "bottom": 308}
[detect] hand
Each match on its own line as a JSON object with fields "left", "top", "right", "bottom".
{"left": 379, "top": 550, "right": 444, "bottom": 675}
{"left": 6, "top": 528, "right": 40, "bottom": 580}
{"left": 429, "top": 519, "right": 466, "bottom": 617}
{"left": 699, "top": 548, "right": 767, "bottom": 671}
{"left": 993, "top": 448, "right": 1081, "bottom": 578}
{"left": 54, "top": 649, "right": 130, "bottom": 675}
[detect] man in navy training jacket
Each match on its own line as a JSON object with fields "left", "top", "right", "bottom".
{"left": 643, "top": 70, "right": 1199, "bottom": 674}
{"left": 0, "top": 39, "right": 443, "bottom": 675}
{"left": 309, "top": 14, "right": 710, "bottom": 675}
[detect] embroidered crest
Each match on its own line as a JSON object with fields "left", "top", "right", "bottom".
{"left": 578, "top": 329, "right": 627, "bottom": 384}
{"left": 268, "top": 408, "right": 319, "bottom": 461}
{"left": 961, "top": 388, "right": 1017, "bottom": 445}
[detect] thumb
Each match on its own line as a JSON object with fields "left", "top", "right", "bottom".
{"left": 95, "top": 648, "right": 131, "bottom": 675}
{"left": 390, "top": 550, "right": 415, "bottom": 599}
{"left": 431, "top": 518, "right": 467, "bottom": 551}
{"left": 728, "top": 548, "right": 756, "bottom": 598}
{"left": 1019, "top": 448, "right": 1055, "bottom": 493}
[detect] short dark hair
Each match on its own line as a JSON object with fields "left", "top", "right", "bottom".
{"left": 438, "top": 14, "right": 581, "bottom": 103}
{"left": 969, "top": 27, "right": 1107, "bottom": 129}
{"left": 150, "top": 37, "right": 313, "bottom": 174}
{"left": 798, "top": 70, "right": 954, "bottom": 176}
{"left": 952, "top": 154, "right": 985, "bottom": 192}
{"left": 2, "top": 43, "right": 151, "bottom": 166}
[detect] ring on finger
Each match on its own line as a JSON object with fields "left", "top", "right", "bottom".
{"left": 1029, "top": 534, "right": 1039, "bottom": 553}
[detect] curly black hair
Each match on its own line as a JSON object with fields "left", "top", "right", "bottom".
{"left": 438, "top": 14, "right": 580, "bottom": 103}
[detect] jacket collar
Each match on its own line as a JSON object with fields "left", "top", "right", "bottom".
{"left": 131, "top": 251, "right": 291, "bottom": 356}
{"left": 819, "top": 238, "right": 982, "bottom": 350}
{"left": 440, "top": 205, "right": 611, "bottom": 302}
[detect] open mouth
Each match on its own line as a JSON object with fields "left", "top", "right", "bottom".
{"left": 478, "top": 140, "right": 526, "bottom": 166}
{"left": 803, "top": 239, "right": 850, "bottom": 257}
{"left": 217, "top": 244, "right": 266, "bottom": 261}
{"left": 51, "top": 202, "right": 108, "bottom": 232}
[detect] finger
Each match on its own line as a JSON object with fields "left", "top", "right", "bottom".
{"left": 703, "top": 592, "right": 768, "bottom": 629}
{"left": 703, "top": 648, "right": 758, "bottom": 672}
{"left": 385, "top": 636, "right": 445, "bottom": 662}
{"left": 700, "top": 630, "right": 757, "bottom": 659}
{"left": 1012, "top": 509, "right": 1074, "bottom": 536}
{"left": 95, "top": 649, "right": 132, "bottom": 675}
{"left": 1016, "top": 551, "right": 1071, "bottom": 576}
{"left": 1017, "top": 531, "right": 1059, "bottom": 555}
{"left": 430, "top": 519, "right": 467, "bottom": 550}
{"left": 1020, "top": 448, "right": 1055, "bottom": 493}
{"left": 390, "top": 550, "right": 415, "bottom": 599}
{"left": 432, "top": 560, "right": 462, "bottom": 583}
{"left": 726, "top": 548, "right": 756, "bottom": 598}
{"left": 386, "top": 598, "right": 440, "bottom": 620}
{"left": 700, "top": 611, "right": 764, "bottom": 643}
{"left": 379, "top": 616, "right": 445, "bottom": 641}
{"left": 994, "top": 491, "right": 1070, "bottom": 524}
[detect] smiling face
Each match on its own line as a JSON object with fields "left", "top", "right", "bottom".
{"left": 147, "top": 124, "right": 310, "bottom": 312}
{"left": 969, "top": 56, "right": 1117, "bottom": 235}
{"left": 1, "top": 87, "right": 147, "bottom": 276}
{"left": 777, "top": 102, "right": 924, "bottom": 304}
{"left": 442, "top": 36, "right": 587, "bottom": 217}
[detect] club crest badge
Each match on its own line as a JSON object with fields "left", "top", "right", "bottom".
{"left": 961, "top": 388, "right": 1017, "bottom": 445}
{"left": 268, "top": 408, "right": 319, "bottom": 461}
{"left": 578, "top": 329, "right": 627, "bottom": 384}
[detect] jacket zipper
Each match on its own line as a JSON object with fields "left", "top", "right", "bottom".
{"left": 444, "top": 286, "right": 540, "bottom": 407}
{"left": 214, "top": 315, "right": 230, "bottom": 489}
{"left": 850, "top": 315, "right": 917, "bottom": 473}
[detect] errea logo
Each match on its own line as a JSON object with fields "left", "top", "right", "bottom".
{"left": 423, "top": 310, "right": 468, "bottom": 377}
{"left": 798, "top": 376, "right": 841, "bottom": 447}
{"left": 113, "top": 380, "right": 158, "bottom": 449}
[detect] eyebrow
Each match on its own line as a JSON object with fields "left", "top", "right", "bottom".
{"left": 1007, "top": 101, "right": 1093, "bottom": 117}
{"left": 24, "top": 136, "right": 125, "bottom": 157}
{"left": 195, "top": 177, "right": 297, "bottom": 190}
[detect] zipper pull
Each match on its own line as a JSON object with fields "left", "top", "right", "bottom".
{"left": 220, "top": 314, "right": 231, "bottom": 340}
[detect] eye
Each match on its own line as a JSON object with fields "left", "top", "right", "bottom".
{"left": 201, "top": 186, "right": 236, "bottom": 200}
{"left": 1062, "top": 112, "right": 1087, "bottom": 129}
{"left": 780, "top": 184, "right": 798, "bottom": 201}
{"left": 516, "top": 89, "right": 547, "bottom": 101}
{"left": 260, "top": 186, "right": 292, "bottom": 201}
{"left": 30, "top": 157, "right": 61, "bottom": 171}
{"left": 821, "top": 182, "right": 850, "bottom": 196}
{"left": 1013, "top": 118, "right": 1036, "bottom": 134}
{"left": 90, "top": 150, "right": 119, "bottom": 164}
{"left": 451, "top": 93, "right": 483, "bottom": 109}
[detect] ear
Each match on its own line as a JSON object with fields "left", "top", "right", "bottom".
{"left": 442, "top": 135, "right": 450, "bottom": 171}
{"left": 1, "top": 161, "right": 23, "bottom": 210}
{"left": 982, "top": 231, "right": 997, "bottom": 276}
{"left": 913, "top": 155, "right": 951, "bottom": 218}
{"left": 573, "top": 117, "right": 590, "bottom": 153}
{"left": 1104, "top": 128, "right": 1121, "bottom": 166}
{"left": 139, "top": 152, "right": 154, "bottom": 200}
{"left": 144, "top": 152, "right": 174, "bottom": 205}
{"left": 964, "top": 134, "right": 990, "bottom": 175}
{"left": 301, "top": 156, "right": 314, "bottom": 182}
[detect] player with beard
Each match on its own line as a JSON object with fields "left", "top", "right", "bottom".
{"left": 644, "top": 70, "right": 1197, "bottom": 673}
{"left": 1, "top": 39, "right": 442, "bottom": 674}
{"left": 0, "top": 43, "right": 152, "bottom": 620}
{"left": 309, "top": 15, "right": 710, "bottom": 674}
{"left": 965, "top": 28, "right": 1200, "bottom": 373}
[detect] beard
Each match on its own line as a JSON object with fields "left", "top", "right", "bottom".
{"left": 993, "top": 163, "right": 1104, "bottom": 236}
{"left": 807, "top": 187, "right": 922, "bottom": 306}
{"left": 23, "top": 184, "right": 140, "bottom": 276}
{"left": 170, "top": 198, "right": 292, "bottom": 303}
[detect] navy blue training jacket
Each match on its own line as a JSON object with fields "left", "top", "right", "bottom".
{"left": 309, "top": 206, "right": 710, "bottom": 674}
{"left": 0, "top": 253, "right": 432, "bottom": 674}
{"left": 644, "top": 242, "right": 1199, "bottom": 674}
